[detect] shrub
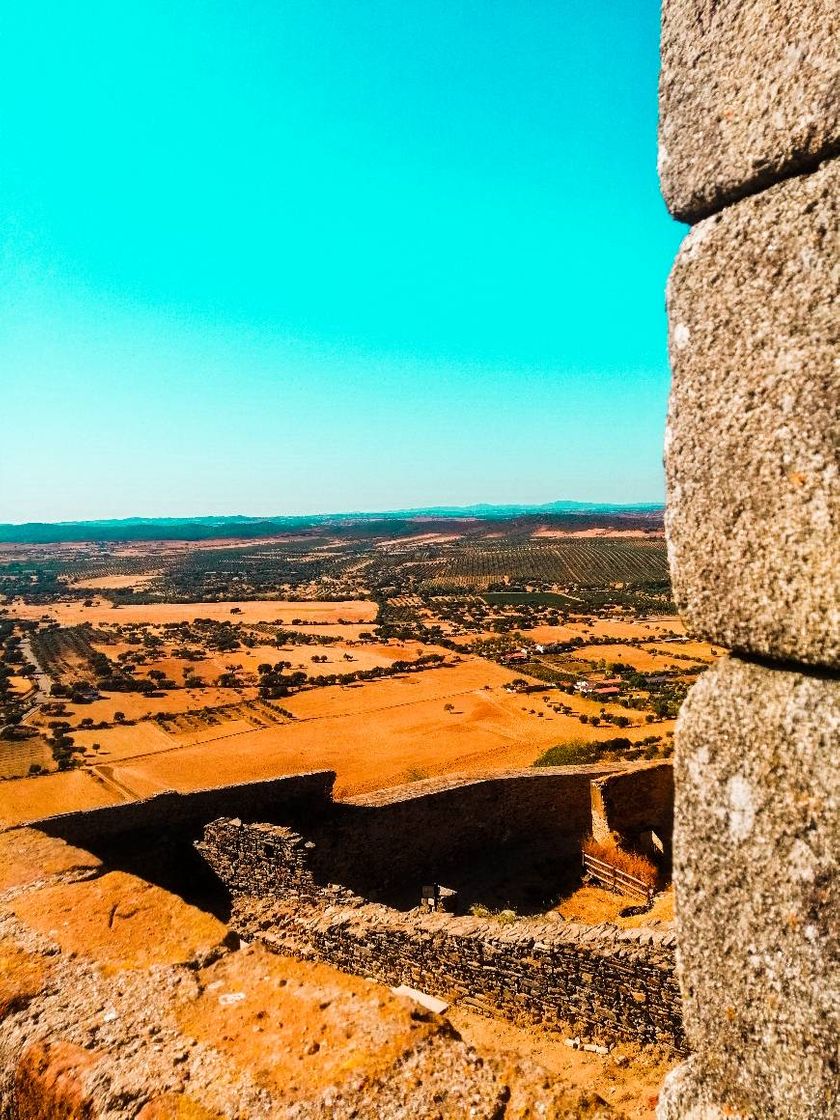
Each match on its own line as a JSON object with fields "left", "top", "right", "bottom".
{"left": 533, "top": 740, "right": 601, "bottom": 766}
{"left": 582, "top": 836, "right": 658, "bottom": 889}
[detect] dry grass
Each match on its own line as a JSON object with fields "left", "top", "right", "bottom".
{"left": 582, "top": 836, "right": 659, "bottom": 889}
{"left": 7, "top": 599, "right": 377, "bottom": 627}
{"left": 71, "top": 573, "right": 160, "bottom": 590}
{"left": 0, "top": 770, "right": 122, "bottom": 825}
{"left": 519, "top": 615, "right": 688, "bottom": 645}
{"left": 555, "top": 883, "right": 674, "bottom": 928}
{"left": 572, "top": 642, "right": 715, "bottom": 672}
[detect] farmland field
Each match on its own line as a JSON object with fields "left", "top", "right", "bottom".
{"left": 9, "top": 599, "right": 376, "bottom": 626}
{"left": 0, "top": 510, "right": 712, "bottom": 822}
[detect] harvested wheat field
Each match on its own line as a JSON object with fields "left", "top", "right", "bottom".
{"left": 6, "top": 675, "right": 33, "bottom": 695}
{"left": 7, "top": 598, "right": 377, "bottom": 627}
{"left": 281, "top": 657, "right": 517, "bottom": 719}
{"left": 100, "top": 674, "right": 673, "bottom": 802}
{"left": 540, "top": 689, "right": 661, "bottom": 724}
{"left": 70, "top": 721, "right": 175, "bottom": 760}
{"left": 131, "top": 640, "right": 428, "bottom": 685}
{"left": 35, "top": 686, "right": 258, "bottom": 729}
{"left": 0, "top": 735, "right": 53, "bottom": 780}
{"left": 0, "top": 769, "right": 121, "bottom": 826}
{"left": 572, "top": 643, "right": 711, "bottom": 672}
{"left": 519, "top": 616, "right": 688, "bottom": 645}
{"left": 70, "top": 573, "right": 161, "bottom": 590}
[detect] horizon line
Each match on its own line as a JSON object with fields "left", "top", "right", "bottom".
{"left": 0, "top": 498, "right": 666, "bottom": 530}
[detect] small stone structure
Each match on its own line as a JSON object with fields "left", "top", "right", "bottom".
{"left": 657, "top": 3, "right": 839, "bottom": 1117}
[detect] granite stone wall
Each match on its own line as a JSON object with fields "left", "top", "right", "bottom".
{"left": 298, "top": 767, "right": 617, "bottom": 908}
{"left": 657, "top": 4, "right": 839, "bottom": 1117}
{"left": 199, "top": 818, "right": 685, "bottom": 1052}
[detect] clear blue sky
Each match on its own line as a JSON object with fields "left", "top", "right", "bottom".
{"left": 0, "top": 1, "right": 683, "bottom": 523}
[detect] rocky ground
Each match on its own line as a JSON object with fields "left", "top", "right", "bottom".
{"left": 0, "top": 825, "right": 672, "bottom": 1118}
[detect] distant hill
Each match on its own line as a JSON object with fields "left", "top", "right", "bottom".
{"left": 0, "top": 502, "right": 664, "bottom": 544}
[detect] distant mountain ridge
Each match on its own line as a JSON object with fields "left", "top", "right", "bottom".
{"left": 0, "top": 502, "right": 664, "bottom": 543}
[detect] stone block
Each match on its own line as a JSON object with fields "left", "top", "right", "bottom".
{"left": 665, "top": 158, "right": 839, "bottom": 667}
{"left": 659, "top": 0, "right": 840, "bottom": 221}
{"left": 664, "top": 657, "right": 839, "bottom": 1119}
{"left": 0, "top": 941, "right": 49, "bottom": 1021}
{"left": 14, "top": 1038, "right": 102, "bottom": 1120}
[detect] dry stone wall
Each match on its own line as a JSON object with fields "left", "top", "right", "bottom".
{"left": 301, "top": 767, "right": 617, "bottom": 906}
{"left": 199, "top": 817, "right": 685, "bottom": 1053}
{"left": 0, "top": 827, "right": 558, "bottom": 1119}
{"left": 658, "top": 3, "right": 839, "bottom": 1118}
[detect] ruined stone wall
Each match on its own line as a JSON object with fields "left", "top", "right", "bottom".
{"left": 307, "top": 767, "right": 615, "bottom": 903}
{"left": 0, "top": 826, "right": 570, "bottom": 1119}
{"left": 657, "top": 4, "right": 839, "bottom": 1118}
{"left": 590, "top": 762, "right": 673, "bottom": 855}
{"left": 20, "top": 770, "right": 336, "bottom": 847}
{"left": 200, "top": 817, "right": 685, "bottom": 1052}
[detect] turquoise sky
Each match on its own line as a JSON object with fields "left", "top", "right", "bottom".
{"left": 1, "top": 1, "right": 683, "bottom": 523}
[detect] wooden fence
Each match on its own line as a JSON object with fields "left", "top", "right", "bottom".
{"left": 582, "top": 852, "right": 654, "bottom": 904}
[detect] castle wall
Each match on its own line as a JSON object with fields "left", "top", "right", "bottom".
{"left": 307, "top": 767, "right": 616, "bottom": 904}
{"left": 657, "top": 3, "right": 839, "bottom": 1117}
{"left": 199, "top": 807, "right": 684, "bottom": 1052}
{"left": 590, "top": 762, "right": 674, "bottom": 855}
{"left": 19, "top": 770, "right": 336, "bottom": 847}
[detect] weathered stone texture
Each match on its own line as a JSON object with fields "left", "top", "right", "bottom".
{"left": 665, "top": 158, "right": 839, "bottom": 667}
{"left": 659, "top": 0, "right": 840, "bottom": 221}
{"left": 663, "top": 657, "right": 839, "bottom": 1119}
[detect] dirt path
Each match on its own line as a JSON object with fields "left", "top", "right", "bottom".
{"left": 17, "top": 637, "right": 52, "bottom": 725}
{"left": 89, "top": 765, "right": 138, "bottom": 802}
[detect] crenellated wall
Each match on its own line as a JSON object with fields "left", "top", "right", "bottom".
{"left": 657, "top": 4, "right": 839, "bottom": 1118}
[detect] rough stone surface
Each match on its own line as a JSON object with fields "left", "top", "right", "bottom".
{"left": 0, "top": 828, "right": 101, "bottom": 894}
{"left": 13, "top": 1038, "right": 103, "bottom": 1120}
{"left": 664, "top": 657, "right": 839, "bottom": 1119}
{"left": 665, "top": 158, "right": 840, "bottom": 667}
{"left": 136, "top": 1098, "right": 222, "bottom": 1120}
{"left": 0, "top": 826, "right": 638, "bottom": 1118}
{"left": 8, "top": 871, "right": 229, "bottom": 973}
{"left": 659, "top": 0, "right": 840, "bottom": 221}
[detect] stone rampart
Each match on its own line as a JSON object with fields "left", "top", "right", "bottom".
{"left": 309, "top": 767, "right": 618, "bottom": 906}
{"left": 657, "top": 3, "right": 839, "bottom": 1117}
{"left": 199, "top": 814, "right": 684, "bottom": 1052}
{"left": 0, "top": 827, "right": 561, "bottom": 1118}
{"left": 18, "top": 770, "right": 336, "bottom": 847}
{"left": 240, "top": 896, "right": 684, "bottom": 1051}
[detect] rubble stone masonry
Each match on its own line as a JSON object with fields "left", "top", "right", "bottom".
{"left": 199, "top": 818, "right": 686, "bottom": 1053}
